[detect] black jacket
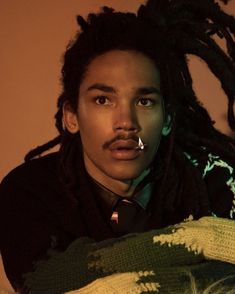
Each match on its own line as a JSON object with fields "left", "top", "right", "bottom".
{"left": 0, "top": 151, "right": 234, "bottom": 290}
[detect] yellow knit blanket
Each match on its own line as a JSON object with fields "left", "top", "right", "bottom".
{"left": 24, "top": 217, "right": 235, "bottom": 294}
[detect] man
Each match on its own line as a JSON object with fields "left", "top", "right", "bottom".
{"left": 0, "top": 0, "right": 235, "bottom": 293}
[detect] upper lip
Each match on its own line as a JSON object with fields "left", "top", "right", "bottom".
{"left": 108, "top": 139, "right": 138, "bottom": 151}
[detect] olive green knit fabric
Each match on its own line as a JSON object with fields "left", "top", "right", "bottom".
{"left": 24, "top": 217, "right": 235, "bottom": 294}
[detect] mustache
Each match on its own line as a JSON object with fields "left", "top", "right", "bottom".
{"left": 103, "top": 134, "right": 140, "bottom": 150}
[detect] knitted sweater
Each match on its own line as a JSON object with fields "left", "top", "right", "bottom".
{"left": 24, "top": 217, "right": 235, "bottom": 294}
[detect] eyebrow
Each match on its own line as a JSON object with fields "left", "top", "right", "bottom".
{"left": 87, "top": 83, "right": 115, "bottom": 93}
{"left": 136, "top": 87, "right": 161, "bottom": 95}
{"left": 86, "top": 83, "right": 161, "bottom": 95}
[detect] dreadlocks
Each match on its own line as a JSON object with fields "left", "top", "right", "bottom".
{"left": 25, "top": 0, "right": 235, "bottom": 227}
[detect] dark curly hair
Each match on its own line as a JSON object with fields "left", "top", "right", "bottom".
{"left": 24, "top": 0, "right": 235, "bottom": 233}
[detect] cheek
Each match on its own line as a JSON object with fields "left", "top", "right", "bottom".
{"left": 141, "top": 110, "right": 164, "bottom": 136}
{"left": 141, "top": 112, "right": 164, "bottom": 156}
{"left": 78, "top": 101, "right": 111, "bottom": 127}
{"left": 77, "top": 111, "right": 111, "bottom": 149}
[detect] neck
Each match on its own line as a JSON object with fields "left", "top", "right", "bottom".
{"left": 85, "top": 166, "right": 150, "bottom": 198}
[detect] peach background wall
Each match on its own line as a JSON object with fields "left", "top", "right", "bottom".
{"left": 0, "top": 0, "right": 144, "bottom": 182}
{"left": 0, "top": 1, "right": 235, "bottom": 291}
{"left": 0, "top": 0, "right": 235, "bottom": 183}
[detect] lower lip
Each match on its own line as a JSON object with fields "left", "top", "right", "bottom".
{"left": 109, "top": 149, "right": 141, "bottom": 160}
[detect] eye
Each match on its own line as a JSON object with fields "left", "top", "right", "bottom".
{"left": 137, "top": 98, "right": 155, "bottom": 107}
{"left": 95, "top": 96, "right": 110, "bottom": 105}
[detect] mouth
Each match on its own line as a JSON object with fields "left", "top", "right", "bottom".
{"left": 108, "top": 139, "right": 143, "bottom": 160}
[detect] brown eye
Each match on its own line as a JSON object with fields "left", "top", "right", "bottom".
{"left": 137, "top": 98, "right": 154, "bottom": 107}
{"left": 95, "top": 96, "right": 109, "bottom": 105}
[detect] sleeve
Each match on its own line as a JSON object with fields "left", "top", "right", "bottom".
{"left": 0, "top": 171, "right": 57, "bottom": 291}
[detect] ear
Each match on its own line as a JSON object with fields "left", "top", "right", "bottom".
{"left": 162, "top": 114, "right": 172, "bottom": 136}
{"left": 62, "top": 102, "right": 80, "bottom": 134}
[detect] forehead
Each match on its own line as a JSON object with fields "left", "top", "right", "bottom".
{"left": 79, "top": 50, "right": 161, "bottom": 93}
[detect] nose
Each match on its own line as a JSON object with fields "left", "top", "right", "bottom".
{"left": 113, "top": 103, "right": 140, "bottom": 133}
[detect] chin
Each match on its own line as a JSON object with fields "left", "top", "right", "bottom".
{"left": 105, "top": 165, "right": 145, "bottom": 181}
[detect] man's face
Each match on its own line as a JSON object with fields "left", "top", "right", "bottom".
{"left": 75, "top": 50, "right": 165, "bottom": 184}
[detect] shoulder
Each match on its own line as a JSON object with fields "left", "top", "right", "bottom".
{"left": 0, "top": 152, "right": 60, "bottom": 193}
{"left": 203, "top": 153, "right": 234, "bottom": 219}
{"left": 0, "top": 152, "right": 64, "bottom": 216}
{"left": 1, "top": 152, "right": 59, "bottom": 185}
{"left": 185, "top": 149, "right": 235, "bottom": 219}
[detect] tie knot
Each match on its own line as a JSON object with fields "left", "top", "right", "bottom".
{"left": 110, "top": 199, "right": 139, "bottom": 234}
